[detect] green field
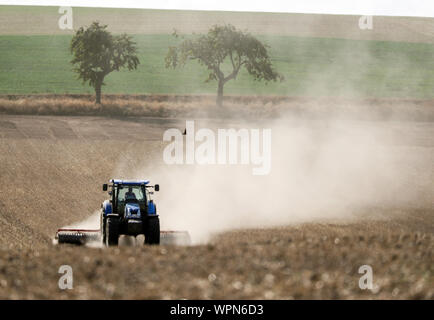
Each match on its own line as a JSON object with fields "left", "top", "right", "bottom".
{"left": 1, "top": 33, "right": 434, "bottom": 98}
{"left": 1, "top": 5, "right": 433, "bottom": 99}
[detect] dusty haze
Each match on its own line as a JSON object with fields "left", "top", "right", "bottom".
{"left": 108, "top": 114, "right": 434, "bottom": 243}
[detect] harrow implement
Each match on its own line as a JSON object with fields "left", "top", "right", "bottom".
{"left": 55, "top": 229, "right": 191, "bottom": 245}
{"left": 160, "top": 231, "right": 191, "bottom": 245}
{"left": 55, "top": 228, "right": 101, "bottom": 245}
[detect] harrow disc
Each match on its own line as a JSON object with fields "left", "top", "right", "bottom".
{"left": 55, "top": 229, "right": 100, "bottom": 245}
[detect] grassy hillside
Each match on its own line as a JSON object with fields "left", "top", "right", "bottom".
{"left": 0, "top": 34, "right": 433, "bottom": 98}
{"left": 1, "top": 5, "right": 433, "bottom": 98}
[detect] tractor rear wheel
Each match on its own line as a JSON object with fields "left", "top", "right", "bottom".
{"left": 145, "top": 217, "right": 160, "bottom": 245}
{"left": 106, "top": 217, "right": 119, "bottom": 246}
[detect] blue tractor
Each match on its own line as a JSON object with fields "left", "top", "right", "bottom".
{"left": 101, "top": 179, "right": 160, "bottom": 246}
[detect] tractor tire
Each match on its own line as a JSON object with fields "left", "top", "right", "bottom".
{"left": 145, "top": 217, "right": 160, "bottom": 245}
{"left": 105, "top": 217, "right": 119, "bottom": 246}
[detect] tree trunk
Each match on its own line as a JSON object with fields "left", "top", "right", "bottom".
{"left": 216, "top": 80, "right": 224, "bottom": 107}
{"left": 95, "top": 81, "right": 102, "bottom": 104}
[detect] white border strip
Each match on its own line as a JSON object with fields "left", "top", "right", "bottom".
{"left": 0, "top": 0, "right": 433, "bottom": 18}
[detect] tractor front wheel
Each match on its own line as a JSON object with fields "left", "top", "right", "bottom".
{"left": 145, "top": 217, "right": 160, "bottom": 245}
{"left": 105, "top": 217, "right": 119, "bottom": 246}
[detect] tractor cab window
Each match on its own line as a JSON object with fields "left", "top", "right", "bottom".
{"left": 117, "top": 186, "right": 145, "bottom": 203}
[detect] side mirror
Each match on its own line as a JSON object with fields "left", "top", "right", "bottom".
{"left": 154, "top": 184, "right": 160, "bottom": 192}
{"left": 102, "top": 184, "right": 108, "bottom": 191}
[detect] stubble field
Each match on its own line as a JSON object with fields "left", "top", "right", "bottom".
{"left": 0, "top": 114, "right": 432, "bottom": 299}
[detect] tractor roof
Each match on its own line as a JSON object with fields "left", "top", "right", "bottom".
{"left": 110, "top": 179, "right": 150, "bottom": 185}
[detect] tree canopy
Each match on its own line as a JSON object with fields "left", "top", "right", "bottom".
{"left": 70, "top": 22, "right": 140, "bottom": 104}
{"left": 166, "top": 24, "right": 283, "bottom": 106}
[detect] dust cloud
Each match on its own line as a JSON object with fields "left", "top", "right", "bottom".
{"left": 118, "top": 114, "right": 433, "bottom": 244}
{"left": 64, "top": 210, "right": 100, "bottom": 230}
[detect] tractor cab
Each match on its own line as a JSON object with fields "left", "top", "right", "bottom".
{"left": 102, "top": 180, "right": 158, "bottom": 216}
{"left": 117, "top": 184, "right": 146, "bottom": 217}
{"left": 101, "top": 179, "right": 160, "bottom": 246}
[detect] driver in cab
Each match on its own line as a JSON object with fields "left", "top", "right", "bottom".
{"left": 125, "top": 187, "right": 137, "bottom": 201}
